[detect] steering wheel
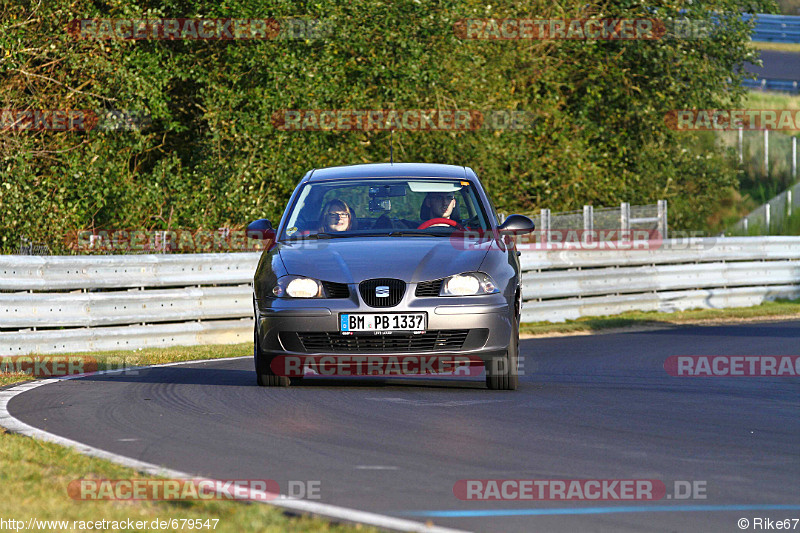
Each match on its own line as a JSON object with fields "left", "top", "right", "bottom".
{"left": 463, "top": 215, "right": 480, "bottom": 229}
{"left": 417, "top": 218, "right": 465, "bottom": 230}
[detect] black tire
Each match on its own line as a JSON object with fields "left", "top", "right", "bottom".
{"left": 254, "top": 326, "right": 291, "bottom": 387}
{"left": 486, "top": 318, "right": 519, "bottom": 390}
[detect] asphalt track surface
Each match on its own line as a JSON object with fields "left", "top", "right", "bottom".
{"left": 745, "top": 50, "right": 800, "bottom": 81}
{"left": 7, "top": 320, "right": 800, "bottom": 533}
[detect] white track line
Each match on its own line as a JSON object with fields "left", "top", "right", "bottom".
{"left": 0, "top": 356, "right": 469, "bottom": 533}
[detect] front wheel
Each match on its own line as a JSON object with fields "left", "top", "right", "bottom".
{"left": 254, "top": 326, "right": 291, "bottom": 387}
{"left": 486, "top": 320, "right": 519, "bottom": 390}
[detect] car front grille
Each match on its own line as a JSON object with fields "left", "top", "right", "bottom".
{"left": 297, "top": 330, "right": 470, "bottom": 353}
{"left": 415, "top": 279, "right": 444, "bottom": 297}
{"left": 359, "top": 278, "right": 405, "bottom": 308}
{"left": 321, "top": 281, "right": 350, "bottom": 298}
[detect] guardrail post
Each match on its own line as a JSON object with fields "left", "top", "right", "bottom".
{"left": 620, "top": 202, "right": 630, "bottom": 232}
{"left": 765, "top": 203, "right": 771, "bottom": 234}
{"left": 657, "top": 200, "right": 668, "bottom": 239}
{"left": 788, "top": 190, "right": 792, "bottom": 218}
{"left": 793, "top": 136, "right": 797, "bottom": 180}
{"left": 541, "top": 208, "right": 551, "bottom": 244}
{"left": 583, "top": 205, "right": 593, "bottom": 231}
{"left": 738, "top": 127, "right": 743, "bottom": 165}
{"left": 764, "top": 129, "right": 770, "bottom": 177}
{"left": 743, "top": 217, "right": 749, "bottom": 233}
{"left": 583, "top": 205, "right": 594, "bottom": 245}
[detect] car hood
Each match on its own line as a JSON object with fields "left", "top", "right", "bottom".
{"left": 277, "top": 237, "right": 493, "bottom": 283}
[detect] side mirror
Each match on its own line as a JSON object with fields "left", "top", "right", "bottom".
{"left": 246, "top": 219, "right": 274, "bottom": 240}
{"left": 498, "top": 214, "right": 535, "bottom": 235}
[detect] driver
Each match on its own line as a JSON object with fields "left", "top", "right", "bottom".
{"left": 421, "top": 192, "right": 456, "bottom": 222}
{"left": 318, "top": 199, "right": 357, "bottom": 232}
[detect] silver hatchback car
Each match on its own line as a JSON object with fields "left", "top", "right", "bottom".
{"left": 249, "top": 163, "right": 534, "bottom": 390}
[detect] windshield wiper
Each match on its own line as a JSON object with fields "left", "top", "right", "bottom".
{"left": 283, "top": 233, "right": 333, "bottom": 241}
{"left": 319, "top": 232, "right": 388, "bottom": 238}
{"left": 288, "top": 232, "right": 385, "bottom": 240}
{"left": 388, "top": 230, "right": 440, "bottom": 237}
{"left": 287, "top": 231, "right": 438, "bottom": 241}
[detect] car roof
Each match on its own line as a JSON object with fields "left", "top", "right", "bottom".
{"left": 306, "top": 163, "right": 472, "bottom": 182}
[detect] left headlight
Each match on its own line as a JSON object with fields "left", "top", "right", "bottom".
{"left": 440, "top": 272, "right": 499, "bottom": 296}
{"left": 271, "top": 276, "right": 324, "bottom": 298}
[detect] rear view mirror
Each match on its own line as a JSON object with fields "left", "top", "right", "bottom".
{"left": 369, "top": 184, "right": 406, "bottom": 197}
{"left": 369, "top": 184, "right": 403, "bottom": 212}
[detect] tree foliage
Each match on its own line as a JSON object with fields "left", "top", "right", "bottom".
{"left": 0, "top": 0, "right": 776, "bottom": 252}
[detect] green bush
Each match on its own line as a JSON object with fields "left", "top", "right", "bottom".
{"left": 0, "top": 0, "right": 777, "bottom": 253}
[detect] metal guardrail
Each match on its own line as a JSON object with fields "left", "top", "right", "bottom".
{"left": 742, "top": 78, "right": 800, "bottom": 94}
{"left": 1, "top": 237, "right": 799, "bottom": 355}
{"left": 0, "top": 253, "right": 260, "bottom": 355}
{"left": 0, "top": 253, "right": 260, "bottom": 291}
{"left": 522, "top": 261, "right": 800, "bottom": 300}
{"left": 745, "top": 13, "right": 800, "bottom": 43}
{"left": 0, "top": 320, "right": 252, "bottom": 356}
{"left": 519, "top": 236, "right": 800, "bottom": 322}
{"left": 522, "top": 285, "right": 800, "bottom": 323}
{"left": 1, "top": 286, "right": 253, "bottom": 328}
{"left": 517, "top": 236, "right": 800, "bottom": 267}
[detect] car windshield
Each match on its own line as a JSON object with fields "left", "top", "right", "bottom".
{"left": 279, "top": 178, "right": 491, "bottom": 240}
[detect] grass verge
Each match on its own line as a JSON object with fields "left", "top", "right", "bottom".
{"left": 0, "top": 430, "right": 374, "bottom": 533}
{"left": 743, "top": 88, "right": 800, "bottom": 109}
{"left": 749, "top": 41, "right": 800, "bottom": 53}
{"left": 520, "top": 298, "right": 800, "bottom": 336}
{"left": 0, "top": 343, "right": 375, "bottom": 533}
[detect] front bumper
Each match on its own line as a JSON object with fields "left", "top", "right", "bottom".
{"left": 255, "top": 293, "right": 513, "bottom": 365}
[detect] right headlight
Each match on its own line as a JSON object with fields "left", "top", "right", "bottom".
{"left": 440, "top": 272, "right": 499, "bottom": 296}
{"left": 271, "top": 276, "right": 324, "bottom": 298}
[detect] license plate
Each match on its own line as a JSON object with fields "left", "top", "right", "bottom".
{"left": 340, "top": 313, "right": 426, "bottom": 332}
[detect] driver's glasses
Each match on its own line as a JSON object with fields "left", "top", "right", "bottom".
{"left": 327, "top": 212, "right": 350, "bottom": 220}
